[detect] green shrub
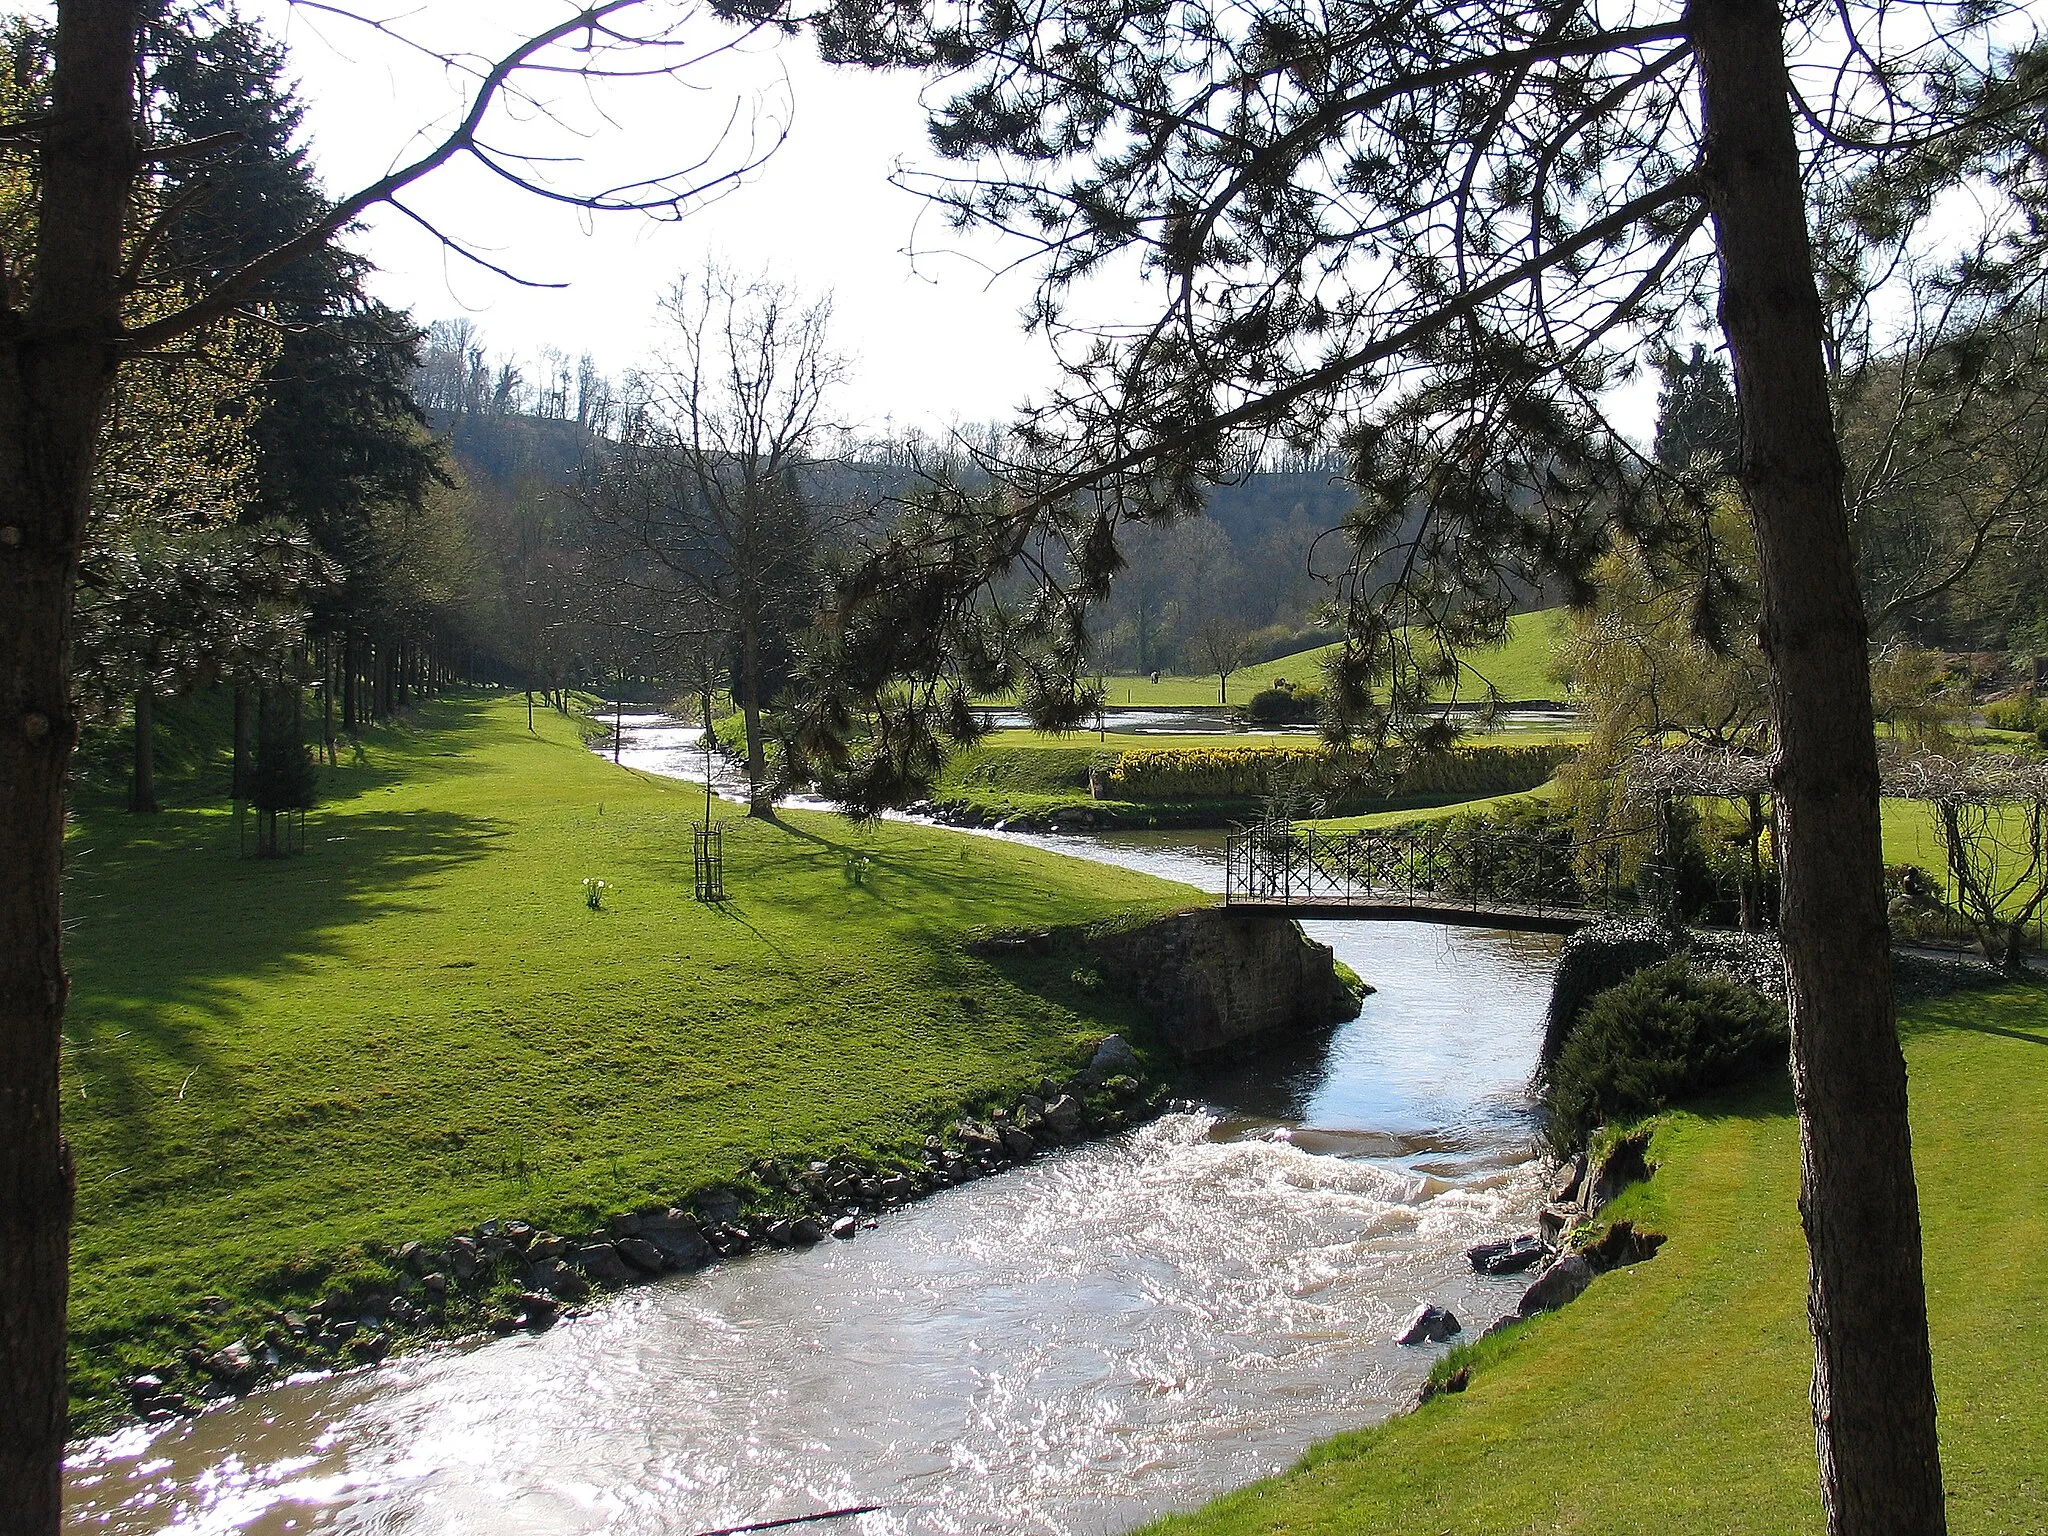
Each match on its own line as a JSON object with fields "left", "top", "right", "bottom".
{"left": 1244, "top": 678, "right": 1322, "bottom": 724}
{"left": 1541, "top": 959, "right": 1787, "bottom": 1155}
{"left": 1984, "top": 693, "right": 2039, "bottom": 734}
{"left": 1540, "top": 917, "right": 1678, "bottom": 1064}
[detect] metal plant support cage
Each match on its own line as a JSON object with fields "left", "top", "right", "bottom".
{"left": 692, "top": 821, "right": 725, "bottom": 903}
{"left": 235, "top": 802, "right": 307, "bottom": 860}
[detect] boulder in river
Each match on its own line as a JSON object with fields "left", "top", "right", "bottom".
{"left": 831, "top": 1216, "right": 857, "bottom": 1240}
{"left": 1000, "top": 1126, "right": 1038, "bottom": 1160}
{"left": 615, "top": 1237, "right": 668, "bottom": 1275}
{"left": 1395, "top": 1304, "right": 1462, "bottom": 1345}
{"left": 526, "top": 1259, "right": 589, "bottom": 1301}
{"left": 1041, "top": 1094, "right": 1084, "bottom": 1141}
{"left": 637, "top": 1217, "right": 712, "bottom": 1270}
{"left": 1466, "top": 1234, "right": 1547, "bottom": 1276}
{"left": 956, "top": 1121, "right": 1005, "bottom": 1158}
{"left": 695, "top": 1190, "right": 743, "bottom": 1226}
{"left": 1517, "top": 1252, "right": 1594, "bottom": 1317}
{"left": 573, "top": 1243, "right": 635, "bottom": 1287}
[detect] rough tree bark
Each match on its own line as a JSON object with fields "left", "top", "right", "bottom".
{"left": 230, "top": 683, "right": 251, "bottom": 798}
{"left": 130, "top": 686, "right": 157, "bottom": 812}
{"left": 0, "top": 4, "right": 139, "bottom": 1528}
{"left": 1692, "top": 0, "right": 1947, "bottom": 1529}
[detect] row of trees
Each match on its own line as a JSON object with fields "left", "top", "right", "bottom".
{"left": 20, "top": 5, "right": 492, "bottom": 816}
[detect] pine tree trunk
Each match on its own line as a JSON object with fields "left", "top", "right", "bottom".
{"left": 322, "top": 642, "right": 336, "bottom": 766}
{"left": 1692, "top": 0, "right": 1946, "bottom": 1529}
{"left": 231, "top": 684, "right": 251, "bottom": 800}
{"left": 0, "top": 5, "right": 140, "bottom": 1530}
{"left": 130, "top": 686, "right": 157, "bottom": 812}
{"left": 342, "top": 631, "right": 358, "bottom": 733}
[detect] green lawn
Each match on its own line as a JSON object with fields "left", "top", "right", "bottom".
{"left": 1147, "top": 980, "right": 2048, "bottom": 1535}
{"left": 60, "top": 693, "right": 1192, "bottom": 1430}
{"left": 1084, "top": 607, "right": 1573, "bottom": 710}
{"left": 1304, "top": 777, "right": 1563, "bottom": 830}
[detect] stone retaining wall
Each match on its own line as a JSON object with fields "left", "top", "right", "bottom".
{"left": 1088, "top": 908, "right": 1360, "bottom": 1057}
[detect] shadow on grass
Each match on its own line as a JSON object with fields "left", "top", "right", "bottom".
{"left": 1896, "top": 972, "right": 2048, "bottom": 1048}
{"left": 63, "top": 804, "right": 505, "bottom": 1172}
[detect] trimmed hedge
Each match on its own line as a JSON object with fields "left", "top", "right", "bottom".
{"left": 1103, "top": 742, "right": 1571, "bottom": 803}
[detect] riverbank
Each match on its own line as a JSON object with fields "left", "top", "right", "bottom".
{"left": 1147, "top": 976, "right": 2048, "bottom": 1534}
{"left": 59, "top": 694, "right": 1197, "bottom": 1434}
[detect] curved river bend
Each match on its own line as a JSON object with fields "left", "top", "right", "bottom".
{"left": 65, "top": 716, "right": 1561, "bottom": 1536}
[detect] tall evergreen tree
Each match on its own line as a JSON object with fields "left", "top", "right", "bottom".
{"left": 1654, "top": 344, "right": 1741, "bottom": 473}
{"left": 144, "top": 3, "right": 445, "bottom": 737}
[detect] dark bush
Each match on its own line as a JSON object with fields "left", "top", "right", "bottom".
{"left": 1243, "top": 679, "right": 1322, "bottom": 724}
{"left": 1540, "top": 917, "right": 1677, "bottom": 1065}
{"left": 1541, "top": 959, "right": 1787, "bottom": 1155}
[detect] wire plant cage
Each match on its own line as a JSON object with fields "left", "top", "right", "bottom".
{"left": 692, "top": 821, "right": 725, "bottom": 903}
{"left": 236, "top": 802, "right": 306, "bottom": 859}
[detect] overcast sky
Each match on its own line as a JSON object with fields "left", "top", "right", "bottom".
{"left": 244, "top": 1, "right": 1116, "bottom": 436}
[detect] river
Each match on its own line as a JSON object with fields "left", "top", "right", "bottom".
{"left": 63, "top": 715, "right": 1560, "bottom": 1536}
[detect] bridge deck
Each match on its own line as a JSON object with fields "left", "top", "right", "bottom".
{"left": 1221, "top": 898, "right": 1599, "bottom": 934}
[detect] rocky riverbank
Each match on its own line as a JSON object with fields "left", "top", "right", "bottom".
{"left": 111, "top": 1034, "right": 1191, "bottom": 1431}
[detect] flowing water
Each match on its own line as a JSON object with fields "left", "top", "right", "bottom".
{"left": 63, "top": 717, "right": 1561, "bottom": 1536}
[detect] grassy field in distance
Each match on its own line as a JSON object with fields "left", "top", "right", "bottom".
{"left": 1071, "top": 607, "right": 1573, "bottom": 710}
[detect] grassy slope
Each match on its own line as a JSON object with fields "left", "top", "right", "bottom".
{"left": 62, "top": 693, "right": 1191, "bottom": 1427}
{"left": 1304, "top": 777, "right": 1563, "bottom": 831}
{"left": 1086, "top": 607, "right": 1572, "bottom": 710}
{"left": 1147, "top": 982, "right": 2048, "bottom": 1536}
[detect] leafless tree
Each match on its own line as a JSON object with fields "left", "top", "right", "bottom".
{"left": 581, "top": 267, "right": 847, "bottom": 816}
{"left": 1884, "top": 748, "right": 2048, "bottom": 973}
{"left": 1197, "top": 618, "right": 1250, "bottom": 705}
{"left": 0, "top": 6, "right": 788, "bottom": 1527}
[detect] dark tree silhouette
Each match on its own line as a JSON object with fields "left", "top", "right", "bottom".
{"left": 1655, "top": 344, "right": 1741, "bottom": 473}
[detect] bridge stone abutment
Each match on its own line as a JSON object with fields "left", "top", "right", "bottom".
{"left": 1088, "top": 908, "right": 1363, "bottom": 1058}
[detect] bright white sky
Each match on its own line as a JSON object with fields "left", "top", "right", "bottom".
{"left": 248, "top": 1, "right": 1092, "bottom": 436}
{"left": 221, "top": 2, "right": 1663, "bottom": 443}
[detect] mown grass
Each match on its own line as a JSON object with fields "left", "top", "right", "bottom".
{"left": 1145, "top": 980, "right": 2048, "bottom": 1535}
{"left": 1304, "top": 778, "right": 1564, "bottom": 831}
{"left": 1077, "top": 606, "right": 1572, "bottom": 710}
{"left": 60, "top": 692, "right": 1193, "bottom": 1431}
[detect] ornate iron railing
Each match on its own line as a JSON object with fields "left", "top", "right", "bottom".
{"left": 1224, "top": 820, "right": 1658, "bottom": 919}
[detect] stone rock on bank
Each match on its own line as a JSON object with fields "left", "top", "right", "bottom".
{"left": 1083, "top": 909, "right": 1363, "bottom": 1058}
